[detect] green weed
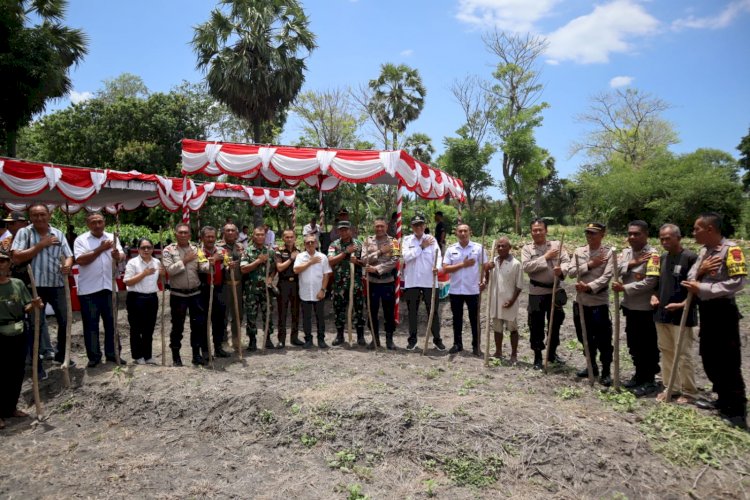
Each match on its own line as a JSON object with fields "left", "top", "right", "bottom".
{"left": 442, "top": 454, "right": 503, "bottom": 488}
{"left": 556, "top": 386, "right": 583, "bottom": 400}
{"left": 300, "top": 434, "right": 318, "bottom": 448}
{"left": 259, "top": 409, "right": 275, "bottom": 425}
{"left": 598, "top": 389, "right": 638, "bottom": 412}
{"left": 329, "top": 449, "right": 357, "bottom": 471}
{"left": 345, "top": 483, "right": 368, "bottom": 500}
{"left": 641, "top": 404, "right": 750, "bottom": 468}
{"left": 424, "top": 478, "right": 438, "bottom": 497}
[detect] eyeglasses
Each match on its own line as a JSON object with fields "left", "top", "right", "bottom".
{"left": 304, "top": 241, "right": 316, "bottom": 245}
{"left": 139, "top": 246, "right": 153, "bottom": 250}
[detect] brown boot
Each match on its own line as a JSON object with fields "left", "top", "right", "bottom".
{"left": 509, "top": 331, "right": 519, "bottom": 364}
{"left": 493, "top": 331, "right": 503, "bottom": 358}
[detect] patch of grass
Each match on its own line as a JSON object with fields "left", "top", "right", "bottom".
{"left": 424, "top": 478, "right": 438, "bottom": 497}
{"left": 289, "top": 403, "right": 302, "bottom": 416}
{"left": 641, "top": 404, "right": 750, "bottom": 468}
{"left": 420, "top": 366, "right": 442, "bottom": 380}
{"left": 735, "top": 290, "right": 750, "bottom": 317}
{"left": 556, "top": 386, "right": 583, "bottom": 400}
{"left": 422, "top": 458, "right": 438, "bottom": 472}
{"left": 442, "top": 454, "right": 503, "bottom": 488}
{"left": 300, "top": 433, "right": 317, "bottom": 448}
{"left": 57, "top": 397, "right": 76, "bottom": 413}
{"left": 345, "top": 483, "right": 368, "bottom": 500}
{"left": 328, "top": 449, "right": 357, "bottom": 471}
{"left": 563, "top": 339, "right": 581, "bottom": 351}
{"left": 259, "top": 409, "right": 275, "bottom": 425}
{"left": 488, "top": 357, "right": 502, "bottom": 367}
{"left": 352, "top": 465, "right": 373, "bottom": 481}
{"left": 598, "top": 389, "right": 638, "bottom": 412}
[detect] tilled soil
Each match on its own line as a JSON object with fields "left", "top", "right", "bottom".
{"left": 1, "top": 283, "right": 749, "bottom": 499}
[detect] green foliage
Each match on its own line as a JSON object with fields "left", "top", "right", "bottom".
{"left": 641, "top": 404, "right": 750, "bottom": 468}
{"left": 738, "top": 127, "right": 750, "bottom": 191}
{"left": 556, "top": 386, "right": 583, "bottom": 400}
{"left": 576, "top": 149, "right": 743, "bottom": 235}
{"left": 259, "top": 409, "right": 275, "bottom": 425}
{"left": 0, "top": 0, "right": 88, "bottom": 156}
{"left": 328, "top": 449, "right": 357, "bottom": 471}
{"left": 344, "top": 483, "right": 368, "bottom": 500}
{"left": 597, "top": 389, "right": 638, "bottom": 412}
{"left": 442, "top": 454, "right": 503, "bottom": 488}
{"left": 403, "top": 132, "right": 435, "bottom": 164}
{"left": 192, "top": 0, "right": 316, "bottom": 143}
{"left": 423, "top": 478, "right": 438, "bottom": 497}
{"left": 368, "top": 63, "right": 426, "bottom": 149}
{"left": 439, "top": 134, "right": 495, "bottom": 211}
{"left": 300, "top": 433, "right": 318, "bottom": 448}
{"left": 292, "top": 88, "right": 362, "bottom": 148}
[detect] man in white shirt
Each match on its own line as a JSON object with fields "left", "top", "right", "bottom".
{"left": 294, "top": 235, "right": 332, "bottom": 348}
{"left": 238, "top": 225, "right": 249, "bottom": 246}
{"left": 443, "top": 223, "right": 488, "bottom": 355}
{"left": 402, "top": 214, "right": 445, "bottom": 352}
{"left": 73, "top": 212, "right": 125, "bottom": 367}
{"left": 302, "top": 217, "right": 321, "bottom": 244}
{"left": 264, "top": 224, "right": 276, "bottom": 247}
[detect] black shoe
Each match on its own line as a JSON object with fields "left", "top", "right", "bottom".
{"left": 318, "top": 339, "right": 329, "bottom": 349}
{"left": 449, "top": 345, "right": 463, "bottom": 354}
{"left": 332, "top": 335, "right": 345, "bottom": 346}
{"left": 632, "top": 381, "right": 658, "bottom": 398}
{"left": 386, "top": 341, "right": 396, "bottom": 350}
{"left": 246, "top": 345, "right": 257, "bottom": 352}
{"left": 434, "top": 340, "right": 446, "bottom": 351}
{"left": 106, "top": 356, "right": 127, "bottom": 365}
{"left": 357, "top": 333, "right": 367, "bottom": 346}
{"left": 721, "top": 414, "right": 748, "bottom": 430}
{"left": 214, "top": 347, "right": 231, "bottom": 358}
{"left": 303, "top": 339, "right": 313, "bottom": 349}
{"left": 192, "top": 354, "right": 206, "bottom": 366}
{"left": 599, "top": 374, "right": 613, "bottom": 387}
{"left": 367, "top": 340, "right": 377, "bottom": 350}
{"left": 406, "top": 341, "right": 417, "bottom": 351}
{"left": 86, "top": 359, "right": 100, "bottom": 368}
{"left": 265, "top": 340, "right": 276, "bottom": 349}
{"left": 533, "top": 351, "right": 543, "bottom": 370}
{"left": 276, "top": 342, "right": 285, "bottom": 349}
{"left": 577, "top": 367, "right": 598, "bottom": 378}
{"left": 172, "top": 353, "right": 183, "bottom": 367}
{"left": 291, "top": 338, "right": 305, "bottom": 347}
{"left": 623, "top": 377, "right": 639, "bottom": 389}
{"left": 695, "top": 398, "right": 719, "bottom": 410}
{"left": 472, "top": 348, "right": 482, "bottom": 357}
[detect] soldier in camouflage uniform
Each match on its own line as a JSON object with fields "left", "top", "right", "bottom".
{"left": 327, "top": 220, "right": 365, "bottom": 346}
{"left": 217, "top": 223, "right": 245, "bottom": 350}
{"left": 240, "top": 226, "right": 277, "bottom": 350}
{"left": 362, "top": 217, "right": 399, "bottom": 349}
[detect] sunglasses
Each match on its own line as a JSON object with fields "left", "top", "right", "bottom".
{"left": 139, "top": 246, "right": 153, "bottom": 250}
{"left": 304, "top": 241, "right": 316, "bottom": 245}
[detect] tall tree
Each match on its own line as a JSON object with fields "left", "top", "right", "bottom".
{"left": 291, "top": 88, "right": 361, "bottom": 148}
{"left": 737, "top": 127, "right": 750, "bottom": 191}
{"left": 192, "top": 0, "right": 316, "bottom": 144}
{"left": 367, "top": 63, "right": 426, "bottom": 150}
{"left": 96, "top": 73, "right": 149, "bottom": 102}
{"left": 572, "top": 88, "right": 678, "bottom": 168}
{"left": 439, "top": 132, "right": 495, "bottom": 211}
{"left": 485, "top": 31, "right": 549, "bottom": 234}
{"left": 450, "top": 75, "right": 497, "bottom": 146}
{"left": 0, "top": 0, "right": 88, "bottom": 156}
{"left": 403, "top": 132, "right": 434, "bottom": 164}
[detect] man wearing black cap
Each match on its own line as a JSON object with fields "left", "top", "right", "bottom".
{"left": 683, "top": 212, "right": 747, "bottom": 429}
{"left": 362, "top": 217, "right": 400, "bottom": 349}
{"left": 403, "top": 214, "right": 445, "bottom": 351}
{"left": 327, "top": 220, "right": 365, "bottom": 346}
{"left": 568, "top": 222, "right": 614, "bottom": 386}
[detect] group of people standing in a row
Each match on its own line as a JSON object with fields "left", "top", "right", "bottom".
{"left": 0, "top": 204, "right": 746, "bottom": 430}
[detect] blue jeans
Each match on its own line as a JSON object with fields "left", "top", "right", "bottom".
{"left": 79, "top": 289, "right": 117, "bottom": 362}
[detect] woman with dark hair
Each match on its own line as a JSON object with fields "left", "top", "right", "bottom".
{"left": 123, "top": 238, "right": 163, "bottom": 365}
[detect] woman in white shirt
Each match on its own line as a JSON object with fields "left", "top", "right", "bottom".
{"left": 123, "top": 238, "right": 163, "bottom": 364}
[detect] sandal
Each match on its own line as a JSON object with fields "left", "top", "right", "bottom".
{"left": 12, "top": 409, "right": 29, "bottom": 418}
{"left": 675, "top": 395, "right": 695, "bottom": 405}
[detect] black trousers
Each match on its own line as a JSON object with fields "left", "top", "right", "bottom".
{"left": 201, "top": 284, "right": 226, "bottom": 349}
{"left": 622, "top": 306, "right": 660, "bottom": 383}
{"left": 277, "top": 280, "right": 300, "bottom": 341}
{"left": 0, "top": 333, "right": 26, "bottom": 417}
{"left": 528, "top": 293, "right": 564, "bottom": 353}
{"left": 126, "top": 292, "right": 158, "bottom": 361}
{"left": 698, "top": 299, "right": 747, "bottom": 418}
{"left": 169, "top": 293, "right": 206, "bottom": 351}
{"left": 301, "top": 300, "right": 325, "bottom": 341}
{"left": 36, "top": 286, "right": 69, "bottom": 362}
{"left": 404, "top": 287, "right": 441, "bottom": 344}
{"left": 450, "top": 294, "right": 479, "bottom": 349}
{"left": 572, "top": 302, "right": 613, "bottom": 372}
{"left": 369, "top": 282, "right": 396, "bottom": 336}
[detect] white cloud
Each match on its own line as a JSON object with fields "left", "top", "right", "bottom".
{"left": 455, "top": 0, "right": 560, "bottom": 32}
{"left": 545, "top": 0, "right": 659, "bottom": 64}
{"left": 400, "top": 49, "right": 414, "bottom": 57}
{"left": 609, "top": 75, "right": 634, "bottom": 88}
{"left": 672, "top": 0, "right": 750, "bottom": 30}
{"left": 69, "top": 90, "right": 93, "bottom": 104}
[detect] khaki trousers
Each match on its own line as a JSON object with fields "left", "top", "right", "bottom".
{"left": 655, "top": 322, "right": 698, "bottom": 397}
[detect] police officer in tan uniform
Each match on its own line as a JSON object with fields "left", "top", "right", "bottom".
{"left": 683, "top": 212, "right": 747, "bottom": 429}
{"left": 362, "top": 217, "right": 399, "bottom": 349}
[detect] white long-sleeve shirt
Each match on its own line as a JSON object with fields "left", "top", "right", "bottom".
{"left": 74, "top": 231, "right": 123, "bottom": 295}
{"left": 402, "top": 234, "right": 443, "bottom": 288}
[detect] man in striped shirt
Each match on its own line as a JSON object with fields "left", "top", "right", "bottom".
{"left": 11, "top": 204, "right": 74, "bottom": 365}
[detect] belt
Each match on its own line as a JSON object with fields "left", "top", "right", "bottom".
{"left": 529, "top": 279, "right": 554, "bottom": 289}
{"left": 170, "top": 287, "right": 200, "bottom": 295}
{"left": 128, "top": 291, "right": 157, "bottom": 297}
{"left": 281, "top": 276, "right": 297, "bottom": 282}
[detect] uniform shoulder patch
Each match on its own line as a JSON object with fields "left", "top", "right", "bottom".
{"left": 726, "top": 246, "right": 747, "bottom": 277}
{"left": 645, "top": 254, "right": 660, "bottom": 276}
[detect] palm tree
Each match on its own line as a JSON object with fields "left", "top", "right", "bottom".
{"left": 403, "top": 132, "right": 435, "bottom": 164}
{"left": 0, "top": 0, "right": 88, "bottom": 156}
{"left": 192, "top": 0, "right": 316, "bottom": 144}
{"left": 367, "top": 63, "right": 426, "bottom": 150}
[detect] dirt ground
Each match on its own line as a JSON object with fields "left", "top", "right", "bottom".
{"left": 1, "top": 281, "right": 749, "bottom": 500}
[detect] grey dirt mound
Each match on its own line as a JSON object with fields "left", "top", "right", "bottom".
{"left": 1, "top": 284, "right": 749, "bottom": 499}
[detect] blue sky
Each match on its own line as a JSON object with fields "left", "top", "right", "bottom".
{"left": 54, "top": 0, "right": 750, "bottom": 191}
